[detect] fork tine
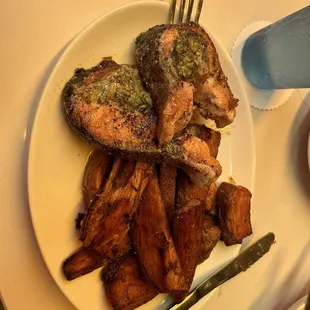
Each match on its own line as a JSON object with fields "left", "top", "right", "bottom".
{"left": 169, "top": 0, "right": 177, "bottom": 24}
{"left": 185, "top": 0, "right": 195, "bottom": 23}
{"left": 179, "top": 0, "right": 186, "bottom": 24}
{"left": 194, "top": 0, "right": 204, "bottom": 23}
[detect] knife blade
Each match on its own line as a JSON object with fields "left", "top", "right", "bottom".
{"left": 169, "top": 232, "right": 275, "bottom": 310}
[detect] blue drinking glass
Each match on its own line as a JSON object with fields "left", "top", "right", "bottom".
{"left": 241, "top": 5, "right": 310, "bottom": 90}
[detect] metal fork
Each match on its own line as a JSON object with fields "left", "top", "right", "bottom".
{"left": 169, "top": 0, "right": 204, "bottom": 24}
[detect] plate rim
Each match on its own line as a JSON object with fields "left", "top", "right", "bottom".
{"left": 27, "top": 1, "right": 256, "bottom": 309}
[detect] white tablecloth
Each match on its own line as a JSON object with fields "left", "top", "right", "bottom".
{"left": 1, "top": 0, "right": 310, "bottom": 309}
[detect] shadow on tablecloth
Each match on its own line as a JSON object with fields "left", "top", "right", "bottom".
{"left": 289, "top": 91, "right": 310, "bottom": 200}
{"left": 249, "top": 239, "right": 310, "bottom": 310}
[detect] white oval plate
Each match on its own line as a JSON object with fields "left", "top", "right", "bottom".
{"left": 28, "top": 1, "right": 256, "bottom": 310}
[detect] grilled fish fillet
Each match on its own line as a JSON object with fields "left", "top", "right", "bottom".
{"left": 62, "top": 60, "right": 221, "bottom": 187}
{"left": 135, "top": 23, "right": 238, "bottom": 145}
{"left": 186, "top": 124, "right": 221, "bottom": 159}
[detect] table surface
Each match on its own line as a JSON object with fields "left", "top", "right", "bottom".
{"left": 1, "top": 0, "right": 310, "bottom": 309}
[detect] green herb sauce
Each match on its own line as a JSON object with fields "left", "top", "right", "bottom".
{"left": 76, "top": 65, "right": 153, "bottom": 113}
{"left": 171, "top": 30, "right": 207, "bottom": 81}
{"left": 164, "top": 142, "right": 182, "bottom": 155}
{"left": 99, "top": 66, "right": 152, "bottom": 113}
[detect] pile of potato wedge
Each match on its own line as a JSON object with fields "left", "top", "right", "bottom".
{"left": 62, "top": 126, "right": 252, "bottom": 310}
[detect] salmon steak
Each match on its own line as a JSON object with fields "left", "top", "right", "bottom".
{"left": 135, "top": 22, "right": 238, "bottom": 145}
{"left": 62, "top": 59, "right": 221, "bottom": 187}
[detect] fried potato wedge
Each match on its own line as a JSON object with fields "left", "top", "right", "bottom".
{"left": 131, "top": 172, "right": 186, "bottom": 293}
{"left": 159, "top": 164, "right": 177, "bottom": 223}
{"left": 216, "top": 182, "right": 252, "bottom": 246}
{"left": 82, "top": 150, "right": 113, "bottom": 208}
{"left": 103, "top": 254, "right": 158, "bottom": 310}
{"left": 63, "top": 158, "right": 154, "bottom": 280}
{"left": 176, "top": 170, "right": 210, "bottom": 211}
{"left": 172, "top": 171, "right": 204, "bottom": 301}
{"left": 63, "top": 247, "right": 106, "bottom": 280}
{"left": 198, "top": 214, "right": 221, "bottom": 264}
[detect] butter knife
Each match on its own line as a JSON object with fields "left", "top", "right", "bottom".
{"left": 169, "top": 232, "right": 275, "bottom": 310}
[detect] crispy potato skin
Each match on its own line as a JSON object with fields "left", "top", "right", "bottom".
{"left": 131, "top": 172, "right": 186, "bottom": 293}
{"left": 103, "top": 254, "right": 158, "bottom": 310}
{"left": 82, "top": 150, "right": 113, "bottom": 208}
{"left": 216, "top": 182, "right": 252, "bottom": 246}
